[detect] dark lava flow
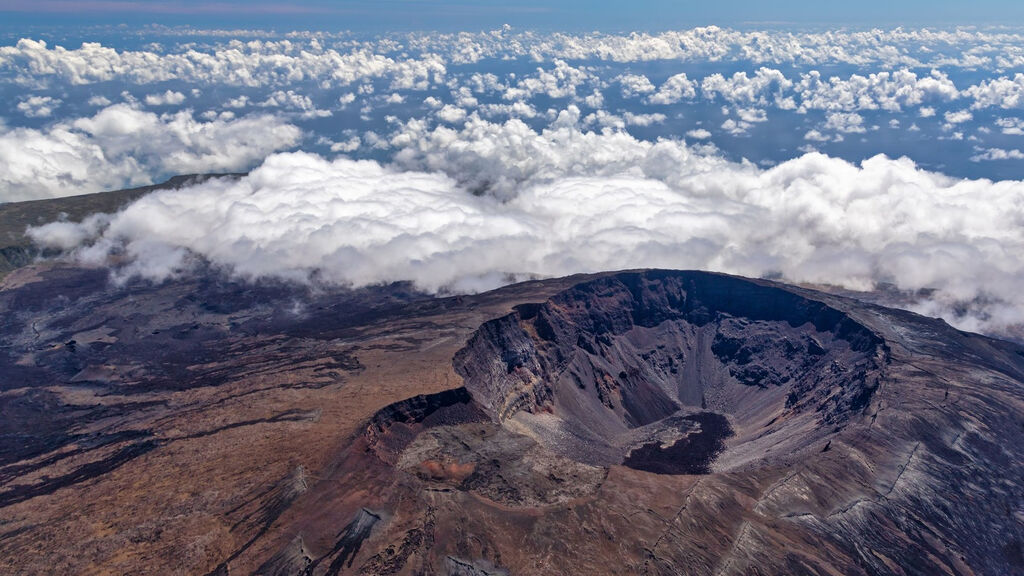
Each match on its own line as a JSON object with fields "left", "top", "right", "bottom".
{"left": 621, "top": 412, "right": 734, "bottom": 475}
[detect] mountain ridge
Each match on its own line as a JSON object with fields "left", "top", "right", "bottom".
{"left": 0, "top": 265, "right": 1019, "bottom": 574}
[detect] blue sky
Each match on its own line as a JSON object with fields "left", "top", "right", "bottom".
{"left": 3, "top": 0, "right": 1024, "bottom": 31}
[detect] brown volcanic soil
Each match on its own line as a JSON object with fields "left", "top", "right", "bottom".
{"left": 0, "top": 266, "right": 1021, "bottom": 575}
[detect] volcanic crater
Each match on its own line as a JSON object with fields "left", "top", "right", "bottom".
{"left": 365, "top": 271, "right": 888, "bottom": 507}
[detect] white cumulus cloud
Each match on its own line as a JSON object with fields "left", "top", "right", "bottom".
{"left": 617, "top": 73, "right": 656, "bottom": 98}
{"left": 144, "top": 90, "right": 186, "bottom": 106}
{"left": 794, "top": 69, "right": 959, "bottom": 113}
{"left": 966, "top": 74, "right": 1024, "bottom": 109}
{"left": 647, "top": 73, "right": 697, "bottom": 105}
{"left": 944, "top": 109, "right": 973, "bottom": 124}
{"left": 622, "top": 112, "right": 667, "bottom": 126}
{"left": 702, "top": 68, "right": 795, "bottom": 109}
{"left": 824, "top": 112, "right": 867, "bottom": 133}
{"left": 16, "top": 95, "right": 61, "bottom": 118}
{"left": 0, "top": 103, "right": 301, "bottom": 202}
{"left": 995, "top": 117, "right": 1024, "bottom": 135}
{"left": 970, "top": 147, "right": 1024, "bottom": 161}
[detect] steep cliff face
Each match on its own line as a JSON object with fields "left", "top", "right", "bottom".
{"left": 451, "top": 270, "right": 887, "bottom": 470}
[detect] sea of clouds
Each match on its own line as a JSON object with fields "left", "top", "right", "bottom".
{"left": 29, "top": 110, "right": 1024, "bottom": 336}
{"left": 4, "top": 26, "right": 1024, "bottom": 337}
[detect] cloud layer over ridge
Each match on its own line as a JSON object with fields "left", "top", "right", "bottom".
{"left": 0, "top": 103, "right": 301, "bottom": 201}
{"left": 29, "top": 111, "right": 1024, "bottom": 336}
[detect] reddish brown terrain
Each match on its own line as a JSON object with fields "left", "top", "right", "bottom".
{"left": 0, "top": 260, "right": 1022, "bottom": 575}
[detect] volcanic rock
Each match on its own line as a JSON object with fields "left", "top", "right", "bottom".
{"left": 0, "top": 266, "right": 1021, "bottom": 575}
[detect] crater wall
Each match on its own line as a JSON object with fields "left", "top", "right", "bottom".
{"left": 451, "top": 270, "right": 888, "bottom": 470}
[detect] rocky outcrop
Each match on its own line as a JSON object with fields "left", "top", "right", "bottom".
{"left": 365, "top": 388, "right": 487, "bottom": 465}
